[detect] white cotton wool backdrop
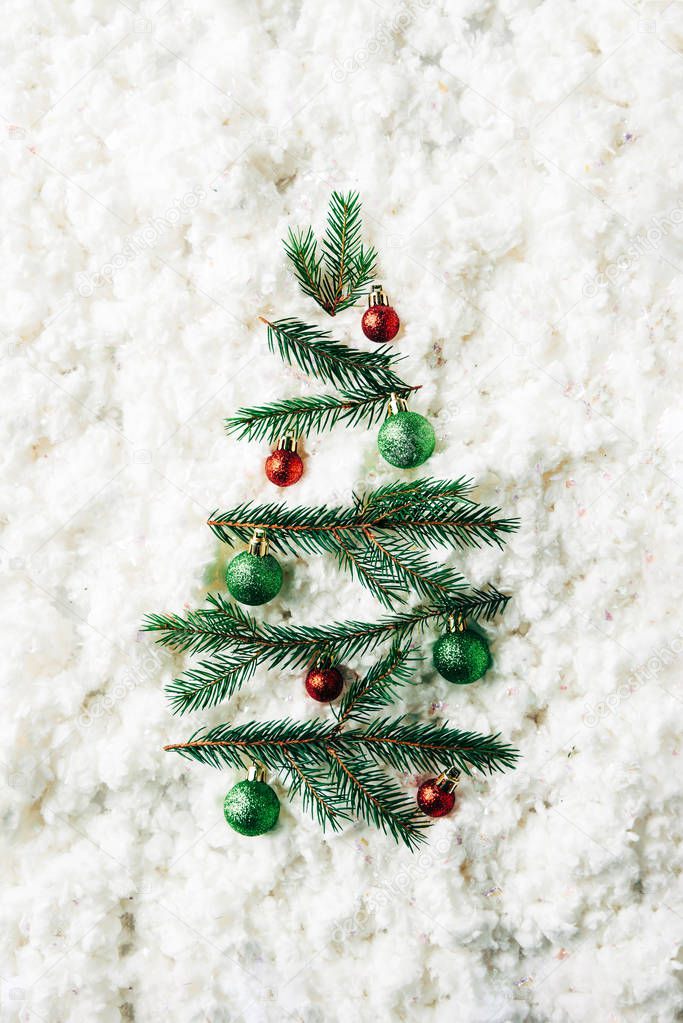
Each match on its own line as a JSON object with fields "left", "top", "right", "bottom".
{"left": 1, "top": 0, "right": 683, "bottom": 1021}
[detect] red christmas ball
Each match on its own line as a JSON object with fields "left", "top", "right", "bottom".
{"left": 362, "top": 304, "right": 400, "bottom": 344}
{"left": 305, "top": 666, "right": 344, "bottom": 703}
{"left": 265, "top": 448, "right": 303, "bottom": 488}
{"left": 417, "top": 778, "right": 456, "bottom": 818}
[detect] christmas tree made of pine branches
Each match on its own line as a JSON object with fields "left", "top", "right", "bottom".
{"left": 145, "top": 193, "right": 519, "bottom": 850}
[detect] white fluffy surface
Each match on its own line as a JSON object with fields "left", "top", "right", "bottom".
{"left": 2, "top": 1, "right": 683, "bottom": 1020}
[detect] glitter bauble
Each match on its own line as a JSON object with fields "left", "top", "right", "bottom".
{"left": 223, "top": 780, "right": 280, "bottom": 836}
{"left": 362, "top": 304, "right": 400, "bottom": 344}
{"left": 305, "top": 666, "right": 344, "bottom": 702}
{"left": 417, "top": 778, "right": 456, "bottom": 818}
{"left": 433, "top": 629, "right": 491, "bottom": 685}
{"left": 377, "top": 411, "right": 435, "bottom": 469}
{"left": 265, "top": 448, "right": 303, "bottom": 487}
{"left": 226, "top": 551, "right": 283, "bottom": 606}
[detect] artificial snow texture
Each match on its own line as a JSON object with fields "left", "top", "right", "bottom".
{"left": 2, "top": 1, "right": 683, "bottom": 1021}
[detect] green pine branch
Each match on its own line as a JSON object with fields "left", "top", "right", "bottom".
{"left": 206, "top": 481, "right": 518, "bottom": 608}
{"left": 262, "top": 318, "right": 408, "bottom": 393}
{"left": 207, "top": 480, "right": 517, "bottom": 556}
{"left": 335, "top": 640, "right": 420, "bottom": 726}
{"left": 280, "top": 750, "right": 354, "bottom": 833}
{"left": 357, "top": 476, "right": 477, "bottom": 509}
{"left": 144, "top": 588, "right": 510, "bottom": 715}
{"left": 370, "top": 532, "right": 467, "bottom": 599}
{"left": 332, "top": 529, "right": 411, "bottom": 608}
{"left": 334, "top": 531, "right": 470, "bottom": 609}
{"left": 146, "top": 589, "right": 510, "bottom": 662}
{"left": 144, "top": 597, "right": 255, "bottom": 656}
{"left": 224, "top": 385, "right": 419, "bottom": 444}
{"left": 283, "top": 224, "right": 323, "bottom": 308}
{"left": 320, "top": 191, "right": 377, "bottom": 313}
{"left": 284, "top": 191, "right": 377, "bottom": 316}
{"left": 165, "top": 717, "right": 337, "bottom": 770}
{"left": 164, "top": 650, "right": 262, "bottom": 715}
{"left": 325, "top": 749, "right": 427, "bottom": 848}
{"left": 163, "top": 713, "right": 519, "bottom": 849}
{"left": 345, "top": 718, "right": 519, "bottom": 775}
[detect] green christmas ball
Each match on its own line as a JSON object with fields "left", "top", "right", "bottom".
{"left": 433, "top": 629, "right": 491, "bottom": 685}
{"left": 226, "top": 551, "right": 282, "bottom": 605}
{"left": 377, "top": 410, "right": 435, "bottom": 469}
{"left": 223, "top": 779, "right": 280, "bottom": 836}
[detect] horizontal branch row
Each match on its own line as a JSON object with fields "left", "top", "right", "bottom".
{"left": 165, "top": 710, "right": 518, "bottom": 848}
{"left": 144, "top": 588, "right": 510, "bottom": 714}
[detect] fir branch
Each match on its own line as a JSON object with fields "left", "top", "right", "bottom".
{"left": 262, "top": 318, "right": 408, "bottom": 393}
{"left": 144, "top": 598, "right": 255, "bottom": 656}
{"left": 164, "top": 718, "right": 337, "bottom": 771}
{"left": 206, "top": 482, "right": 517, "bottom": 607}
{"left": 356, "top": 476, "right": 477, "bottom": 511}
{"left": 283, "top": 225, "right": 324, "bottom": 308}
{"left": 164, "top": 650, "right": 262, "bottom": 715}
{"left": 335, "top": 640, "right": 420, "bottom": 726}
{"left": 163, "top": 713, "right": 520, "bottom": 849}
{"left": 144, "top": 588, "right": 510, "bottom": 672}
{"left": 280, "top": 750, "right": 352, "bottom": 833}
{"left": 325, "top": 747, "right": 428, "bottom": 849}
{"left": 360, "top": 531, "right": 468, "bottom": 605}
{"left": 386, "top": 507, "right": 519, "bottom": 552}
{"left": 320, "top": 191, "right": 377, "bottom": 314}
{"left": 284, "top": 191, "right": 377, "bottom": 316}
{"left": 224, "top": 385, "right": 418, "bottom": 444}
{"left": 342, "top": 718, "right": 520, "bottom": 776}
{"left": 332, "top": 528, "right": 406, "bottom": 609}
{"left": 207, "top": 481, "right": 518, "bottom": 558}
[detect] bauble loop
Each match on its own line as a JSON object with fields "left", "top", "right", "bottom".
{"left": 305, "top": 666, "right": 344, "bottom": 702}
{"left": 226, "top": 551, "right": 283, "bottom": 606}
{"left": 223, "top": 779, "right": 280, "bottom": 836}
{"left": 377, "top": 410, "right": 435, "bottom": 469}
{"left": 433, "top": 629, "right": 491, "bottom": 685}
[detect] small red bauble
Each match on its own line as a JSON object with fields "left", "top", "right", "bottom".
{"left": 305, "top": 666, "right": 344, "bottom": 702}
{"left": 417, "top": 775, "right": 459, "bottom": 818}
{"left": 265, "top": 446, "right": 303, "bottom": 488}
{"left": 362, "top": 284, "right": 400, "bottom": 344}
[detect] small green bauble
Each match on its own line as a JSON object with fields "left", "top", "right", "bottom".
{"left": 226, "top": 550, "right": 282, "bottom": 605}
{"left": 223, "top": 779, "right": 280, "bottom": 836}
{"left": 433, "top": 629, "right": 491, "bottom": 685}
{"left": 377, "top": 410, "right": 435, "bottom": 469}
